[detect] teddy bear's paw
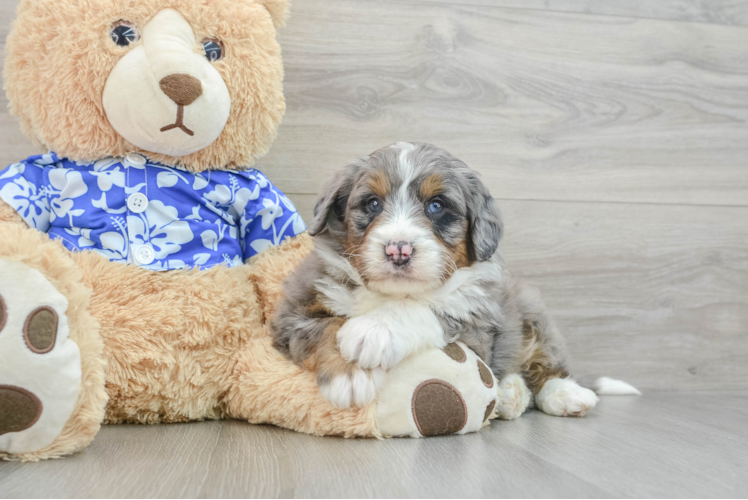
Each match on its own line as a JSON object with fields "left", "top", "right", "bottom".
{"left": 496, "top": 373, "right": 531, "bottom": 420}
{"left": 337, "top": 315, "right": 403, "bottom": 370}
{"left": 535, "top": 377, "right": 599, "bottom": 417}
{"left": 318, "top": 367, "right": 386, "bottom": 409}
{"left": 0, "top": 260, "right": 82, "bottom": 454}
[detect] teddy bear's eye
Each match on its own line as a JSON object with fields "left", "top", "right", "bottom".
{"left": 202, "top": 38, "right": 224, "bottom": 62}
{"left": 109, "top": 20, "right": 140, "bottom": 47}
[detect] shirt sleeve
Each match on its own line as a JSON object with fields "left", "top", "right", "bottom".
{"left": 239, "top": 171, "right": 306, "bottom": 260}
{"left": 0, "top": 158, "right": 51, "bottom": 232}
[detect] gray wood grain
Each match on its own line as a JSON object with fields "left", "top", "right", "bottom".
{"left": 1, "top": 391, "right": 746, "bottom": 498}
{"left": 261, "top": 0, "right": 748, "bottom": 206}
{"left": 403, "top": 0, "right": 748, "bottom": 27}
{"left": 290, "top": 194, "right": 748, "bottom": 393}
{"left": 0, "top": 1, "right": 40, "bottom": 169}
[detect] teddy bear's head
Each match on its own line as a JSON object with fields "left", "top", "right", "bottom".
{"left": 4, "top": 0, "right": 288, "bottom": 172}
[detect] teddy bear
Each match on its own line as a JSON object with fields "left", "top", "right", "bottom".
{"left": 0, "top": 0, "right": 525, "bottom": 461}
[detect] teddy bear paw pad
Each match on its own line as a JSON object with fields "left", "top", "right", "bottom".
{"left": 0, "top": 260, "right": 81, "bottom": 454}
{"left": 376, "top": 342, "right": 499, "bottom": 438}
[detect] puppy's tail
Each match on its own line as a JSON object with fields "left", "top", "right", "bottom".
{"left": 592, "top": 376, "right": 642, "bottom": 396}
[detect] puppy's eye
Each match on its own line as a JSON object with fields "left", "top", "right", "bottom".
{"left": 366, "top": 198, "right": 383, "bottom": 214}
{"left": 428, "top": 200, "right": 444, "bottom": 215}
{"left": 202, "top": 38, "right": 224, "bottom": 62}
{"left": 109, "top": 21, "right": 140, "bottom": 47}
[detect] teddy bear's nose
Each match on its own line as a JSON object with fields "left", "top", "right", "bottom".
{"left": 159, "top": 74, "right": 203, "bottom": 106}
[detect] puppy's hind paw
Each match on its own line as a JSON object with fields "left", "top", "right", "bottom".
{"left": 318, "top": 367, "right": 386, "bottom": 409}
{"left": 536, "top": 378, "right": 599, "bottom": 417}
{"left": 496, "top": 374, "right": 531, "bottom": 420}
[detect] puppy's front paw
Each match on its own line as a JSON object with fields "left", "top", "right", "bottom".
{"left": 536, "top": 378, "right": 599, "bottom": 417}
{"left": 337, "top": 315, "right": 402, "bottom": 370}
{"left": 496, "top": 374, "right": 531, "bottom": 420}
{"left": 318, "top": 367, "right": 386, "bottom": 408}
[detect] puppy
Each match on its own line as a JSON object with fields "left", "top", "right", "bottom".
{"left": 271, "top": 142, "right": 599, "bottom": 417}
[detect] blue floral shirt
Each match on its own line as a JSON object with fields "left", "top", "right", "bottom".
{"left": 0, "top": 153, "right": 306, "bottom": 271}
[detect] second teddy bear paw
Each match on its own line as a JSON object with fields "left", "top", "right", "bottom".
{"left": 318, "top": 367, "right": 386, "bottom": 408}
{"left": 496, "top": 374, "right": 531, "bottom": 420}
{"left": 0, "top": 260, "right": 82, "bottom": 455}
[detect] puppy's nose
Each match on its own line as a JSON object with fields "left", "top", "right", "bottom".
{"left": 385, "top": 241, "right": 413, "bottom": 266}
{"left": 159, "top": 74, "right": 203, "bottom": 106}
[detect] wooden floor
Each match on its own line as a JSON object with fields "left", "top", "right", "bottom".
{"left": 1, "top": 0, "right": 747, "bottom": 497}
{"left": 0, "top": 391, "right": 746, "bottom": 498}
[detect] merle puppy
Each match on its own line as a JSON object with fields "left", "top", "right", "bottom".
{"left": 271, "top": 142, "right": 599, "bottom": 418}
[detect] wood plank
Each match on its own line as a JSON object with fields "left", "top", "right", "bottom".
{"left": 1, "top": 391, "right": 747, "bottom": 498}
{"left": 257, "top": 0, "right": 748, "bottom": 206}
{"left": 402, "top": 0, "right": 748, "bottom": 28}
{"left": 288, "top": 193, "right": 748, "bottom": 392}
{"left": 2, "top": 0, "right": 748, "bottom": 206}
{"left": 0, "top": 1, "right": 41, "bottom": 169}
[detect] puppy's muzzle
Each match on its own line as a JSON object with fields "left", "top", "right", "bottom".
{"left": 385, "top": 241, "right": 413, "bottom": 267}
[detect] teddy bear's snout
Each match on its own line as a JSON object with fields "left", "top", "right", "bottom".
{"left": 159, "top": 74, "right": 203, "bottom": 107}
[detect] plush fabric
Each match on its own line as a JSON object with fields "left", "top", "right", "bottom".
{"left": 102, "top": 8, "right": 233, "bottom": 157}
{"left": 0, "top": 259, "right": 81, "bottom": 454}
{"left": 375, "top": 342, "right": 498, "bottom": 438}
{"left": 5, "top": 0, "right": 286, "bottom": 172}
{"left": 0, "top": 217, "right": 107, "bottom": 461}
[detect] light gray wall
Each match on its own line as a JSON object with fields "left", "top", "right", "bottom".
{"left": 1, "top": 0, "right": 746, "bottom": 391}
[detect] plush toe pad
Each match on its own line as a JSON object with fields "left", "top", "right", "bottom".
{"left": 0, "top": 385, "right": 42, "bottom": 436}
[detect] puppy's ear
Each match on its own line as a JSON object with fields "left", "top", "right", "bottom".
{"left": 308, "top": 162, "right": 361, "bottom": 236}
{"left": 465, "top": 171, "right": 503, "bottom": 261}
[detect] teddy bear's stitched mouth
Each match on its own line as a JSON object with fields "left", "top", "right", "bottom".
{"left": 160, "top": 105, "right": 195, "bottom": 136}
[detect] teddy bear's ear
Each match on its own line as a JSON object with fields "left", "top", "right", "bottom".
{"left": 254, "top": 0, "right": 289, "bottom": 29}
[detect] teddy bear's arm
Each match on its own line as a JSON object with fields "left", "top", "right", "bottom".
{"left": 0, "top": 198, "right": 28, "bottom": 227}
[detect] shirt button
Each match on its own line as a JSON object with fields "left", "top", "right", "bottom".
{"left": 125, "top": 153, "right": 146, "bottom": 166}
{"left": 134, "top": 245, "right": 155, "bottom": 265}
{"left": 127, "top": 193, "right": 149, "bottom": 213}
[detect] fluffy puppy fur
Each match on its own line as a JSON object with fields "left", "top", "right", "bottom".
{"left": 272, "top": 143, "right": 598, "bottom": 416}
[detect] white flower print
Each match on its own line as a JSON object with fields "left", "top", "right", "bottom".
{"left": 127, "top": 200, "right": 193, "bottom": 260}
{"left": 0, "top": 155, "right": 306, "bottom": 271}
{"left": 258, "top": 198, "right": 283, "bottom": 230}
{"left": 223, "top": 253, "right": 243, "bottom": 267}
{"left": 250, "top": 171, "right": 270, "bottom": 188}
{"left": 249, "top": 239, "right": 274, "bottom": 254}
{"left": 47, "top": 168, "right": 88, "bottom": 223}
{"left": 64, "top": 227, "right": 96, "bottom": 248}
{"left": 203, "top": 174, "right": 258, "bottom": 220}
{"left": 193, "top": 253, "right": 211, "bottom": 266}
{"left": 0, "top": 167, "right": 50, "bottom": 230}
{"left": 89, "top": 158, "right": 126, "bottom": 192}
{"left": 201, "top": 219, "right": 238, "bottom": 251}
{"left": 156, "top": 167, "right": 190, "bottom": 188}
{"left": 193, "top": 173, "right": 209, "bottom": 191}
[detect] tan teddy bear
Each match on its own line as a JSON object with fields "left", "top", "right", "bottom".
{"left": 0, "top": 0, "right": 515, "bottom": 461}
